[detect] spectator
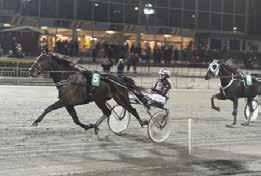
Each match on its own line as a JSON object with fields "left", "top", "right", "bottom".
{"left": 101, "top": 58, "right": 113, "bottom": 73}
{"left": 117, "top": 58, "right": 125, "bottom": 75}
{"left": 153, "top": 44, "right": 161, "bottom": 63}
{"left": 16, "top": 43, "right": 24, "bottom": 58}
{"left": 144, "top": 43, "right": 151, "bottom": 63}
{"left": 126, "top": 52, "right": 139, "bottom": 73}
{"left": 41, "top": 43, "right": 49, "bottom": 54}
{"left": 0, "top": 44, "right": 3, "bottom": 57}
{"left": 11, "top": 37, "right": 18, "bottom": 56}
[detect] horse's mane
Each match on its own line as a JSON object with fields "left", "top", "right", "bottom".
{"left": 51, "top": 53, "right": 75, "bottom": 68}
{"left": 221, "top": 63, "right": 239, "bottom": 75}
{"left": 51, "top": 53, "right": 89, "bottom": 73}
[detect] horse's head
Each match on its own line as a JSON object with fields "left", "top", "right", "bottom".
{"left": 205, "top": 60, "right": 222, "bottom": 80}
{"left": 29, "top": 53, "right": 51, "bottom": 77}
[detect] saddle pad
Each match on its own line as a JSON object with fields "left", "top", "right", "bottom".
{"left": 91, "top": 73, "right": 101, "bottom": 86}
{"left": 245, "top": 74, "right": 252, "bottom": 86}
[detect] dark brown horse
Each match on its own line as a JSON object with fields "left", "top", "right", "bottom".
{"left": 29, "top": 53, "right": 148, "bottom": 133}
{"left": 205, "top": 60, "right": 261, "bottom": 127}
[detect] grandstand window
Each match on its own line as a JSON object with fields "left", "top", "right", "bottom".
{"left": 110, "top": 0, "right": 126, "bottom": 4}
{"left": 22, "top": 0, "right": 38, "bottom": 16}
{"left": 93, "top": 1, "right": 109, "bottom": 22}
{"left": 198, "top": 12, "right": 209, "bottom": 29}
{"left": 3, "top": 0, "right": 19, "bottom": 9}
{"left": 235, "top": 15, "right": 245, "bottom": 32}
{"left": 169, "top": 9, "right": 182, "bottom": 27}
{"left": 183, "top": 10, "right": 195, "bottom": 28}
{"left": 223, "top": 14, "right": 233, "bottom": 31}
{"left": 230, "top": 39, "right": 240, "bottom": 50}
{"left": 170, "top": 0, "right": 182, "bottom": 9}
{"left": 154, "top": 7, "right": 169, "bottom": 26}
{"left": 223, "top": 0, "right": 234, "bottom": 13}
{"left": 211, "top": 0, "right": 222, "bottom": 12}
{"left": 78, "top": 0, "right": 92, "bottom": 20}
{"left": 58, "top": 0, "right": 73, "bottom": 19}
{"left": 110, "top": 3, "right": 124, "bottom": 23}
{"left": 157, "top": 0, "right": 169, "bottom": 8}
{"left": 40, "top": 0, "right": 56, "bottom": 18}
{"left": 210, "top": 14, "right": 222, "bottom": 30}
{"left": 125, "top": 2, "right": 139, "bottom": 25}
{"left": 198, "top": 0, "right": 210, "bottom": 11}
{"left": 210, "top": 38, "right": 222, "bottom": 50}
{"left": 235, "top": 0, "right": 245, "bottom": 15}
{"left": 184, "top": 0, "right": 195, "bottom": 10}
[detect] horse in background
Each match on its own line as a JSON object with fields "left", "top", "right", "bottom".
{"left": 205, "top": 59, "right": 261, "bottom": 127}
{"left": 29, "top": 53, "right": 148, "bottom": 133}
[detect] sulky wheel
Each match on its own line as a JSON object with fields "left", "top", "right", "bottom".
{"left": 244, "top": 99, "right": 259, "bottom": 122}
{"left": 107, "top": 105, "right": 130, "bottom": 135}
{"left": 148, "top": 110, "right": 171, "bottom": 143}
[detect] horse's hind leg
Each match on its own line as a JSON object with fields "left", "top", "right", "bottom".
{"left": 242, "top": 98, "right": 254, "bottom": 126}
{"left": 211, "top": 93, "right": 226, "bottom": 111}
{"left": 93, "top": 99, "right": 112, "bottom": 134}
{"left": 126, "top": 104, "right": 148, "bottom": 127}
{"left": 66, "top": 106, "right": 93, "bottom": 130}
{"left": 114, "top": 96, "right": 148, "bottom": 128}
{"left": 32, "top": 99, "right": 65, "bottom": 126}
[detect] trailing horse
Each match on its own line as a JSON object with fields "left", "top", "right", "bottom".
{"left": 29, "top": 53, "right": 148, "bottom": 133}
{"left": 205, "top": 60, "right": 261, "bottom": 127}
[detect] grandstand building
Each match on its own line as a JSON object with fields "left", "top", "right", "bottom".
{"left": 0, "top": 0, "right": 260, "bottom": 57}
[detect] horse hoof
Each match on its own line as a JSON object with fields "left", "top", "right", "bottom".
{"left": 226, "top": 124, "right": 236, "bottom": 128}
{"left": 212, "top": 106, "right": 220, "bottom": 112}
{"left": 32, "top": 122, "right": 38, "bottom": 127}
{"left": 140, "top": 120, "right": 149, "bottom": 128}
{"left": 241, "top": 122, "right": 250, "bottom": 126}
{"left": 94, "top": 127, "right": 99, "bottom": 135}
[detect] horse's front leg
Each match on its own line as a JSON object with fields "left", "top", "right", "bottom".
{"left": 226, "top": 98, "right": 238, "bottom": 128}
{"left": 32, "top": 99, "right": 65, "bottom": 126}
{"left": 66, "top": 106, "right": 94, "bottom": 130}
{"left": 211, "top": 93, "right": 226, "bottom": 112}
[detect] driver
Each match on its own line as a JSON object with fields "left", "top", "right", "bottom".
{"left": 146, "top": 68, "right": 172, "bottom": 107}
{"left": 151, "top": 68, "right": 172, "bottom": 97}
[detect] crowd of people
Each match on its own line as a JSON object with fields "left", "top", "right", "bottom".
{"left": 93, "top": 42, "right": 182, "bottom": 66}
{"left": 95, "top": 41, "right": 261, "bottom": 73}
{"left": 0, "top": 36, "right": 260, "bottom": 72}
{"left": 54, "top": 40, "right": 79, "bottom": 57}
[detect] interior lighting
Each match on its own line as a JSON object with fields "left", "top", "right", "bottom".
{"left": 106, "top": 30, "right": 116, "bottom": 34}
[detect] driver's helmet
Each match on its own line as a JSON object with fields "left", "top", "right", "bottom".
{"left": 159, "top": 68, "right": 170, "bottom": 79}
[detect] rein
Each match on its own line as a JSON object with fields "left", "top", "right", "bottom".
{"left": 219, "top": 74, "right": 241, "bottom": 79}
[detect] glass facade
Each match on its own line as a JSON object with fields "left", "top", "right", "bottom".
{"left": 0, "top": 0, "right": 260, "bottom": 54}
{"left": 3, "top": 0, "right": 251, "bottom": 33}
{"left": 1, "top": 0, "right": 260, "bottom": 34}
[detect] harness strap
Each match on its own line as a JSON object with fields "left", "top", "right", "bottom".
{"left": 220, "top": 73, "right": 244, "bottom": 97}
{"left": 102, "top": 77, "right": 128, "bottom": 89}
{"left": 56, "top": 80, "right": 69, "bottom": 87}
{"left": 221, "top": 78, "right": 235, "bottom": 90}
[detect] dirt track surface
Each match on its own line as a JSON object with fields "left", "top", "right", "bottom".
{"left": 1, "top": 85, "right": 261, "bottom": 176}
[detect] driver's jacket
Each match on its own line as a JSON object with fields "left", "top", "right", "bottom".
{"left": 152, "top": 78, "right": 172, "bottom": 96}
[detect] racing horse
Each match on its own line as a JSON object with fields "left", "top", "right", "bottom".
{"left": 29, "top": 53, "right": 148, "bottom": 133}
{"left": 205, "top": 60, "right": 261, "bottom": 127}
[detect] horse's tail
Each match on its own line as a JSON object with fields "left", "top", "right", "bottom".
{"left": 120, "top": 76, "right": 146, "bottom": 92}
